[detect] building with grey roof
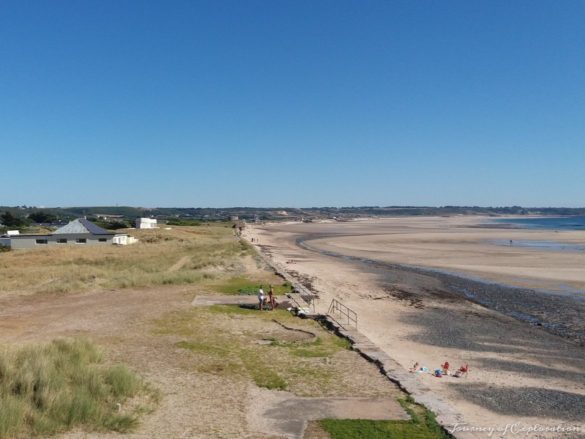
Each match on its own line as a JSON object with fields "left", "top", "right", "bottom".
{"left": 3, "top": 218, "right": 118, "bottom": 249}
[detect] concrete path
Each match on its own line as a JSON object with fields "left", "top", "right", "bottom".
{"left": 248, "top": 387, "right": 409, "bottom": 439}
{"left": 191, "top": 294, "right": 260, "bottom": 307}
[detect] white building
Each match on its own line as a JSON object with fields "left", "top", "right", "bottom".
{"left": 135, "top": 218, "right": 157, "bottom": 229}
{"left": 113, "top": 235, "right": 138, "bottom": 245}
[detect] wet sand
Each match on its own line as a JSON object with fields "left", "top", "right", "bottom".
{"left": 246, "top": 217, "right": 585, "bottom": 438}
{"left": 295, "top": 216, "right": 585, "bottom": 293}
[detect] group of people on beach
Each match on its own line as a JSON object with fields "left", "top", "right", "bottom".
{"left": 410, "top": 360, "right": 469, "bottom": 378}
{"left": 257, "top": 285, "right": 276, "bottom": 311}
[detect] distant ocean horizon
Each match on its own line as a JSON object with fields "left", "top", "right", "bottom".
{"left": 493, "top": 216, "right": 585, "bottom": 231}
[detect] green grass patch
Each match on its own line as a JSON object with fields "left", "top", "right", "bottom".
{"left": 174, "top": 339, "right": 244, "bottom": 377}
{"left": 271, "top": 331, "right": 351, "bottom": 358}
{"left": 175, "top": 340, "right": 232, "bottom": 356}
{"left": 320, "top": 396, "right": 450, "bottom": 439}
{"left": 240, "top": 351, "right": 287, "bottom": 390}
{"left": 207, "top": 304, "right": 258, "bottom": 315}
{"left": 0, "top": 338, "right": 156, "bottom": 438}
{"left": 273, "top": 337, "right": 332, "bottom": 358}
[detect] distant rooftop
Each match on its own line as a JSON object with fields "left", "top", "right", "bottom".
{"left": 53, "top": 218, "right": 113, "bottom": 235}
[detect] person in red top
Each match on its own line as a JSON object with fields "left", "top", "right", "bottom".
{"left": 441, "top": 361, "right": 450, "bottom": 375}
{"left": 268, "top": 285, "right": 276, "bottom": 310}
{"left": 454, "top": 364, "right": 469, "bottom": 378}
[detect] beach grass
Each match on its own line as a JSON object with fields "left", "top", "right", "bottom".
{"left": 319, "top": 396, "right": 450, "bottom": 439}
{"left": 0, "top": 338, "right": 156, "bottom": 438}
{"left": 0, "top": 225, "right": 250, "bottom": 296}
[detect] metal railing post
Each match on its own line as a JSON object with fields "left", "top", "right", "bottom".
{"left": 327, "top": 298, "right": 358, "bottom": 329}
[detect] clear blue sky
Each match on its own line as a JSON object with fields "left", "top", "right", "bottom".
{"left": 1, "top": 1, "right": 583, "bottom": 207}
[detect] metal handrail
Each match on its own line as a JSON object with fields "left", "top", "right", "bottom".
{"left": 327, "top": 298, "right": 358, "bottom": 329}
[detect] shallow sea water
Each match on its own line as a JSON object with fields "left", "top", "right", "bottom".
{"left": 489, "top": 239, "right": 585, "bottom": 252}
{"left": 492, "top": 216, "right": 585, "bottom": 230}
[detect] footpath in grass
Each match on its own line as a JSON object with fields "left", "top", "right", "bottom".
{"left": 0, "top": 338, "right": 157, "bottom": 439}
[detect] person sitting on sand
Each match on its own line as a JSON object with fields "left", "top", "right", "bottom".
{"left": 258, "top": 286, "right": 265, "bottom": 311}
{"left": 453, "top": 364, "right": 469, "bottom": 378}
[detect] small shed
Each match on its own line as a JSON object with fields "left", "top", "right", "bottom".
{"left": 113, "top": 235, "right": 138, "bottom": 245}
{"left": 136, "top": 218, "right": 157, "bottom": 229}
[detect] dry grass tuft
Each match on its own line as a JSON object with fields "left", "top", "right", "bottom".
{"left": 0, "top": 338, "right": 156, "bottom": 438}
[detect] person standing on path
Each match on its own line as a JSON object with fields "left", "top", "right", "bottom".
{"left": 268, "top": 285, "right": 275, "bottom": 310}
{"left": 258, "top": 285, "right": 265, "bottom": 311}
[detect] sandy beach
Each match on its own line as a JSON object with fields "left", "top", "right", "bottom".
{"left": 246, "top": 216, "right": 585, "bottom": 438}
